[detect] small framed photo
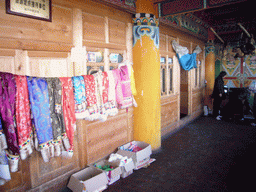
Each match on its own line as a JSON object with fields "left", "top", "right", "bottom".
{"left": 88, "top": 52, "right": 96, "bottom": 63}
{"left": 109, "top": 53, "right": 119, "bottom": 63}
{"left": 6, "top": 0, "right": 52, "bottom": 22}
{"left": 160, "top": 57, "right": 166, "bottom": 64}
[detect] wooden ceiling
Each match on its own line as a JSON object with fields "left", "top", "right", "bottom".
{"left": 155, "top": 0, "right": 255, "bottom": 44}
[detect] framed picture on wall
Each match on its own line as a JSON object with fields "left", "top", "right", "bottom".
{"left": 6, "top": 0, "right": 52, "bottom": 22}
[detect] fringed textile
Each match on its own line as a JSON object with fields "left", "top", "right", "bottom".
{"left": 72, "top": 76, "right": 89, "bottom": 119}
{"left": 0, "top": 72, "right": 19, "bottom": 156}
{"left": 83, "top": 75, "right": 100, "bottom": 121}
{"left": 59, "top": 77, "right": 76, "bottom": 158}
{"left": 46, "top": 78, "right": 66, "bottom": 157}
{"left": 15, "top": 75, "right": 33, "bottom": 160}
{"left": 27, "top": 77, "right": 53, "bottom": 162}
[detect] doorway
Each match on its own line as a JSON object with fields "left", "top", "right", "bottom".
{"left": 180, "top": 68, "right": 188, "bottom": 119}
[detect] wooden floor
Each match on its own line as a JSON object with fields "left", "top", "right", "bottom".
{"left": 63, "top": 115, "right": 256, "bottom": 192}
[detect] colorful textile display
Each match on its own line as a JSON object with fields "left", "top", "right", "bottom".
{"left": 0, "top": 72, "right": 20, "bottom": 172}
{"left": 46, "top": 78, "right": 66, "bottom": 157}
{"left": 106, "top": 71, "right": 118, "bottom": 116}
{"left": 72, "top": 76, "right": 89, "bottom": 119}
{"left": 27, "top": 77, "right": 53, "bottom": 162}
{"left": 59, "top": 77, "right": 76, "bottom": 158}
{"left": 15, "top": 75, "right": 33, "bottom": 160}
{"left": 83, "top": 75, "right": 100, "bottom": 121}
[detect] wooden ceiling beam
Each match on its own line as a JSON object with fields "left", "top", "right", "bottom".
{"left": 159, "top": 0, "right": 246, "bottom": 17}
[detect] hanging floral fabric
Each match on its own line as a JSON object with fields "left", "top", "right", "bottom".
{"left": 72, "top": 76, "right": 89, "bottom": 119}
{"left": 59, "top": 77, "right": 76, "bottom": 158}
{"left": 83, "top": 75, "right": 100, "bottom": 121}
{"left": 27, "top": 77, "right": 53, "bottom": 163}
{"left": 46, "top": 78, "right": 66, "bottom": 157}
{"left": 15, "top": 75, "right": 33, "bottom": 160}
{"left": 0, "top": 72, "right": 20, "bottom": 172}
{"left": 119, "top": 65, "right": 133, "bottom": 109}
{"left": 106, "top": 71, "right": 118, "bottom": 116}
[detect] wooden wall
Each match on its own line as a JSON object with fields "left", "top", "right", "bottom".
{"left": 0, "top": 0, "right": 133, "bottom": 191}
{"left": 159, "top": 24, "right": 206, "bottom": 136}
{"left": 0, "top": 0, "right": 206, "bottom": 191}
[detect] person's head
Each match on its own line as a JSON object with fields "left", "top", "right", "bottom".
{"left": 219, "top": 71, "right": 227, "bottom": 77}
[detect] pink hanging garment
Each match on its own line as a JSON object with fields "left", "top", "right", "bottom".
{"left": 15, "top": 75, "right": 33, "bottom": 160}
{"left": 119, "top": 65, "right": 133, "bottom": 109}
{"left": 112, "top": 68, "right": 124, "bottom": 105}
{"left": 59, "top": 77, "right": 76, "bottom": 158}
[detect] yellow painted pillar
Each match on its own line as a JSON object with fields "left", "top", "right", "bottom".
{"left": 205, "top": 38, "right": 215, "bottom": 111}
{"left": 133, "top": 0, "right": 161, "bottom": 150}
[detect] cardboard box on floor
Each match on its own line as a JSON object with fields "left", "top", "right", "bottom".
{"left": 67, "top": 166, "right": 108, "bottom": 192}
{"left": 117, "top": 141, "right": 152, "bottom": 170}
{"left": 92, "top": 159, "right": 122, "bottom": 185}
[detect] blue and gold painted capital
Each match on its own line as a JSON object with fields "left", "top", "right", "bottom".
{"left": 132, "top": 13, "right": 159, "bottom": 49}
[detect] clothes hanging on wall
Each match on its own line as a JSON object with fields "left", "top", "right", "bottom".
{"left": 27, "top": 77, "right": 54, "bottom": 163}
{"left": 83, "top": 75, "right": 100, "bottom": 121}
{"left": 46, "top": 78, "right": 66, "bottom": 157}
{"left": 72, "top": 76, "right": 89, "bottom": 119}
{"left": 172, "top": 40, "right": 202, "bottom": 71}
{"left": 15, "top": 75, "right": 33, "bottom": 160}
{"left": 59, "top": 77, "right": 76, "bottom": 158}
{"left": 0, "top": 72, "right": 20, "bottom": 172}
{"left": 0, "top": 61, "right": 137, "bottom": 174}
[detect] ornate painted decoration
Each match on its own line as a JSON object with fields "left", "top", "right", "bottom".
{"left": 205, "top": 40, "right": 215, "bottom": 56}
{"left": 132, "top": 13, "right": 159, "bottom": 49}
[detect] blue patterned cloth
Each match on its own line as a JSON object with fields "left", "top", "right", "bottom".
{"left": 72, "top": 76, "right": 88, "bottom": 118}
{"left": 27, "top": 77, "right": 53, "bottom": 148}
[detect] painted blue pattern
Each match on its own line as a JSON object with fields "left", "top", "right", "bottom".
{"left": 27, "top": 77, "right": 53, "bottom": 146}
{"left": 133, "top": 25, "right": 159, "bottom": 49}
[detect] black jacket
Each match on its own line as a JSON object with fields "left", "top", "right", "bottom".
{"left": 212, "top": 71, "right": 226, "bottom": 98}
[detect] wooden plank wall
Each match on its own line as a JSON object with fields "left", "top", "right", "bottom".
{"left": 159, "top": 24, "right": 206, "bottom": 136}
{"left": 0, "top": 0, "right": 133, "bottom": 191}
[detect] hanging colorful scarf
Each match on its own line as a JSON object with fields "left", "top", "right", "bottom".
{"left": 119, "top": 65, "right": 133, "bottom": 109}
{"left": 72, "top": 76, "right": 89, "bottom": 119}
{"left": 0, "top": 72, "right": 19, "bottom": 155}
{"left": 27, "top": 77, "right": 53, "bottom": 162}
{"left": 112, "top": 68, "right": 124, "bottom": 105}
{"left": 106, "top": 71, "right": 118, "bottom": 116}
{"left": 46, "top": 78, "right": 66, "bottom": 157}
{"left": 59, "top": 77, "right": 76, "bottom": 158}
{"left": 83, "top": 75, "right": 100, "bottom": 121}
{"left": 15, "top": 75, "right": 33, "bottom": 160}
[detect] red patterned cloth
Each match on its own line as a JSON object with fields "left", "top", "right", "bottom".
{"left": 59, "top": 77, "right": 76, "bottom": 156}
{"left": 83, "top": 75, "right": 97, "bottom": 106}
{"left": 15, "top": 75, "right": 33, "bottom": 159}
